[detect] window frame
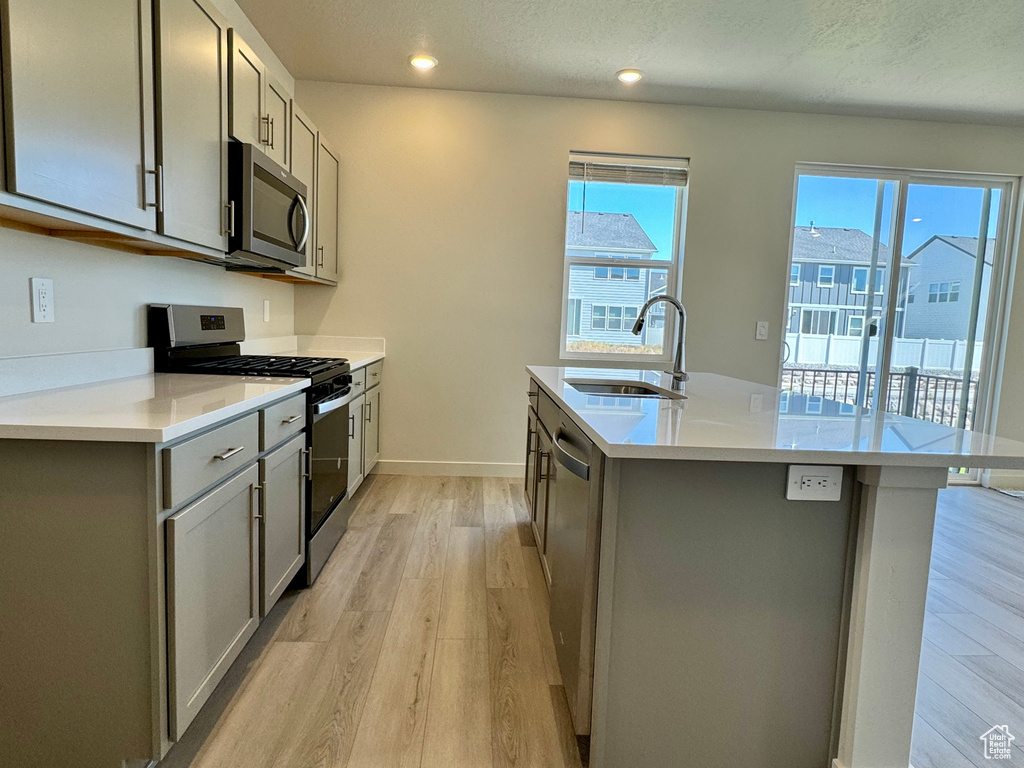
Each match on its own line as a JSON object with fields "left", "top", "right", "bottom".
{"left": 559, "top": 153, "right": 688, "bottom": 365}
{"left": 790, "top": 264, "right": 801, "bottom": 286}
{"left": 806, "top": 396, "right": 824, "bottom": 415}
{"left": 817, "top": 265, "right": 836, "bottom": 288}
{"left": 851, "top": 266, "right": 886, "bottom": 295}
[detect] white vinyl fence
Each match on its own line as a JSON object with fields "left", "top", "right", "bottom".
{"left": 784, "top": 333, "right": 983, "bottom": 372}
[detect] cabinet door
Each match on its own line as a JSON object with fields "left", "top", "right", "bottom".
{"left": 260, "top": 434, "right": 305, "bottom": 617}
{"left": 289, "top": 104, "right": 318, "bottom": 276}
{"left": 525, "top": 407, "right": 538, "bottom": 517}
{"left": 363, "top": 387, "right": 380, "bottom": 475}
{"left": 3, "top": 0, "right": 156, "bottom": 229}
{"left": 167, "top": 464, "right": 259, "bottom": 740}
{"left": 264, "top": 74, "right": 291, "bottom": 169}
{"left": 535, "top": 427, "right": 553, "bottom": 579}
{"left": 315, "top": 136, "right": 340, "bottom": 282}
{"left": 154, "top": 0, "right": 229, "bottom": 251}
{"left": 348, "top": 394, "right": 365, "bottom": 496}
{"left": 228, "top": 31, "right": 265, "bottom": 148}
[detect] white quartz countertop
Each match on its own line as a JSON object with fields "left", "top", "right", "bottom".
{"left": 0, "top": 374, "right": 308, "bottom": 443}
{"left": 528, "top": 365, "right": 1024, "bottom": 468}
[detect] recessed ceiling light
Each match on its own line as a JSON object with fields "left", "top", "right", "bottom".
{"left": 409, "top": 54, "right": 438, "bottom": 71}
{"left": 912, "top": 217, "right": 922, "bottom": 222}
{"left": 616, "top": 69, "right": 643, "bottom": 83}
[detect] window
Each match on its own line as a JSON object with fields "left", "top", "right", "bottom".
{"left": 817, "top": 265, "right": 835, "bottom": 288}
{"left": 806, "top": 396, "right": 824, "bottom": 415}
{"left": 801, "top": 309, "right": 837, "bottom": 335}
{"left": 929, "top": 281, "right": 961, "bottom": 303}
{"left": 847, "top": 314, "right": 880, "bottom": 336}
{"left": 567, "top": 298, "right": 582, "bottom": 336}
{"left": 779, "top": 392, "right": 790, "bottom": 413}
{"left": 839, "top": 402, "right": 857, "bottom": 415}
{"left": 561, "top": 152, "right": 688, "bottom": 360}
{"left": 591, "top": 305, "right": 640, "bottom": 332}
{"left": 851, "top": 266, "right": 885, "bottom": 294}
{"left": 790, "top": 264, "right": 801, "bottom": 286}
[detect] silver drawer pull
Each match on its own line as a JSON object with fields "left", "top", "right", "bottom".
{"left": 371, "top": 371, "right": 380, "bottom": 377}
{"left": 282, "top": 414, "right": 302, "bottom": 424}
{"left": 213, "top": 446, "right": 245, "bottom": 461}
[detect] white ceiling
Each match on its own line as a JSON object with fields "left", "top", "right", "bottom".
{"left": 236, "top": 0, "right": 1024, "bottom": 125}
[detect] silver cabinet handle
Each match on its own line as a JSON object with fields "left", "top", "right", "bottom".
{"left": 261, "top": 115, "right": 271, "bottom": 144}
{"left": 213, "top": 446, "right": 245, "bottom": 461}
{"left": 270, "top": 117, "right": 275, "bottom": 149}
{"left": 301, "top": 447, "right": 311, "bottom": 479}
{"left": 146, "top": 167, "right": 164, "bottom": 213}
{"left": 349, "top": 414, "right": 355, "bottom": 439}
{"left": 365, "top": 401, "right": 372, "bottom": 422}
{"left": 282, "top": 414, "right": 302, "bottom": 424}
{"left": 225, "top": 200, "right": 236, "bottom": 237}
{"left": 253, "top": 483, "right": 264, "bottom": 520}
{"left": 552, "top": 429, "right": 589, "bottom": 481}
{"left": 317, "top": 245, "right": 324, "bottom": 268}
{"left": 371, "top": 372, "right": 380, "bottom": 378}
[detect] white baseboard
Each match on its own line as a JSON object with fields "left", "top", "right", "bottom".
{"left": 831, "top": 760, "right": 847, "bottom": 768}
{"left": 373, "top": 460, "right": 524, "bottom": 478}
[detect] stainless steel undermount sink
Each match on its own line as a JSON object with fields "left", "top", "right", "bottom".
{"left": 564, "top": 378, "right": 686, "bottom": 400}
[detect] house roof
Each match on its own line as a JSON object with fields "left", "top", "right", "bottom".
{"left": 907, "top": 235, "right": 995, "bottom": 266}
{"left": 792, "top": 226, "right": 892, "bottom": 263}
{"left": 566, "top": 211, "right": 657, "bottom": 252}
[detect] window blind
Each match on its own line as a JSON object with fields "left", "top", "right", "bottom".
{"left": 568, "top": 160, "right": 688, "bottom": 187}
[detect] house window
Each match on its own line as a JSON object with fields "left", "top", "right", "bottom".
{"left": 847, "top": 314, "right": 880, "bottom": 336}
{"left": 806, "top": 396, "right": 824, "bottom": 415}
{"left": 817, "top": 265, "right": 835, "bottom": 288}
{"left": 591, "top": 305, "right": 640, "bottom": 332}
{"left": 562, "top": 152, "right": 688, "bottom": 361}
{"left": 851, "top": 266, "right": 885, "bottom": 294}
{"left": 779, "top": 392, "right": 790, "bottom": 413}
{"left": 567, "top": 299, "right": 582, "bottom": 336}
{"left": 790, "top": 264, "right": 801, "bottom": 286}
{"left": 801, "top": 309, "right": 837, "bottom": 335}
{"left": 839, "top": 402, "right": 856, "bottom": 415}
{"left": 929, "top": 281, "right": 961, "bottom": 303}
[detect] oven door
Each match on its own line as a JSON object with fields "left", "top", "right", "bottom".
{"left": 309, "top": 388, "right": 351, "bottom": 533}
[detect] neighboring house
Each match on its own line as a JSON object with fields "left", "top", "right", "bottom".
{"left": 901, "top": 235, "right": 993, "bottom": 341}
{"left": 565, "top": 211, "right": 666, "bottom": 346}
{"left": 788, "top": 225, "right": 913, "bottom": 337}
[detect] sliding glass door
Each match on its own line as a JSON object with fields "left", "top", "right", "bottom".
{"left": 782, "top": 166, "right": 1016, "bottom": 478}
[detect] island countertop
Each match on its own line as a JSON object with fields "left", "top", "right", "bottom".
{"left": 527, "top": 365, "right": 1024, "bottom": 468}
{"left": 0, "top": 373, "right": 309, "bottom": 443}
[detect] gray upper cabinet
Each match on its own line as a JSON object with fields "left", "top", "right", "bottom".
{"left": 2, "top": 0, "right": 157, "bottom": 229}
{"left": 316, "top": 135, "right": 341, "bottom": 282}
{"left": 166, "top": 464, "right": 259, "bottom": 740}
{"left": 264, "top": 73, "right": 291, "bottom": 169}
{"left": 228, "top": 31, "right": 265, "bottom": 148}
{"left": 259, "top": 433, "right": 305, "bottom": 617}
{"left": 290, "top": 103, "right": 318, "bottom": 276}
{"left": 154, "top": 0, "right": 230, "bottom": 251}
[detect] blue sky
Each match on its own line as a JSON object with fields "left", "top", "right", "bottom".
{"left": 567, "top": 181, "right": 676, "bottom": 259}
{"left": 794, "top": 175, "right": 1001, "bottom": 253}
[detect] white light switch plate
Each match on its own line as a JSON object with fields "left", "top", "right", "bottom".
{"left": 755, "top": 321, "right": 769, "bottom": 340}
{"left": 787, "top": 465, "right": 843, "bottom": 501}
{"left": 30, "top": 278, "right": 54, "bottom": 323}
{"left": 263, "top": 299, "right": 271, "bottom": 322}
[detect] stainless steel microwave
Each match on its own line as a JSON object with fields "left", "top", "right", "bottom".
{"left": 227, "top": 142, "right": 309, "bottom": 270}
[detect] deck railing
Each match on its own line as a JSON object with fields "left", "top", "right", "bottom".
{"left": 781, "top": 367, "right": 978, "bottom": 430}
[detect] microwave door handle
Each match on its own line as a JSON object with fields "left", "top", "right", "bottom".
{"left": 294, "top": 195, "right": 311, "bottom": 252}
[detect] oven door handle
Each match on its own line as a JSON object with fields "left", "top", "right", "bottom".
{"left": 313, "top": 388, "right": 354, "bottom": 415}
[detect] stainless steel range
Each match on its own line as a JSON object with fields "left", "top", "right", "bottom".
{"left": 148, "top": 303, "right": 353, "bottom": 584}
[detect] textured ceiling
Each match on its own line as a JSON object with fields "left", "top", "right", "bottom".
{"left": 236, "top": 0, "right": 1024, "bottom": 125}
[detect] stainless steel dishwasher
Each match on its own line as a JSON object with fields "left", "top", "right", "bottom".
{"left": 547, "top": 412, "right": 604, "bottom": 735}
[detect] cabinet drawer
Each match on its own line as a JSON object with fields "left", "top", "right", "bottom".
{"left": 365, "top": 360, "right": 383, "bottom": 390}
{"left": 538, "top": 387, "right": 560, "bottom": 437}
{"left": 164, "top": 413, "right": 259, "bottom": 509}
{"left": 260, "top": 393, "right": 306, "bottom": 450}
{"left": 350, "top": 367, "right": 367, "bottom": 398}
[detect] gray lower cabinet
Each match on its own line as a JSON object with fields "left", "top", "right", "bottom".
{"left": 259, "top": 433, "right": 306, "bottom": 616}
{"left": 534, "top": 423, "right": 553, "bottom": 580}
{"left": 348, "top": 392, "right": 366, "bottom": 495}
{"left": 166, "top": 463, "right": 260, "bottom": 740}
{"left": 363, "top": 384, "right": 381, "bottom": 474}
{"left": 154, "top": 0, "right": 230, "bottom": 251}
{"left": 316, "top": 135, "right": 341, "bottom": 282}
{"left": 2, "top": 0, "right": 157, "bottom": 229}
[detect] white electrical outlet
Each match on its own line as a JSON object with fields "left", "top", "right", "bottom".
{"left": 749, "top": 394, "right": 763, "bottom": 413}
{"left": 786, "top": 465, "right": 843, "bottom": 501}
{"left": 30, "top": 278, "right": 54, "bottom": 323}
{"left": 755, "top": 321, "right": 769, "bottom": 340}
{"left": 263, "top": 300, "right": 270, "bottom": 322}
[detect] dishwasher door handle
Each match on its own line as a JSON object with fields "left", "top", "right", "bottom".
{"left": 552, "top": 429, "right": 590, "bottom": 481}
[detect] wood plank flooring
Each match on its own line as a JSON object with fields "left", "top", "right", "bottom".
{"left": 161, "top": 474, "right": 583, "bottom": 768}
{"left": 912, "top": 486, "right": 1024, "bottom": 767}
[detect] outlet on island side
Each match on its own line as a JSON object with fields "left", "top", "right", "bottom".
{"left": 786, "top": 465, "right": 843, "bottom": 501}
{"left": 30, "top": 278, "right": 54, "bottom": 323}
{"left": 755, "top": 320, "right": 769, "bottom": 340}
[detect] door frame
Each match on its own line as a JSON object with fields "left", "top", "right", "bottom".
{"left": 782, "top": 163, "right": 1021, "bottom": 482}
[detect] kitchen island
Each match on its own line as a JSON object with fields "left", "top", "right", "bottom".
{"left": 525, "top": 365, "right": 1024, "bottom": 768}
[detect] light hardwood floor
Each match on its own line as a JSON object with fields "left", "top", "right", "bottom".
{"left": 913, "top": 486, "right": 1024, "bottom": 768}
{"left": 160, "top": 474, "right": 584, "bottom": 768}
